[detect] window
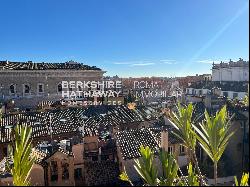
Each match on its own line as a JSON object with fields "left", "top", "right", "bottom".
{"left": 74, "top": 168, "right": 82, "bottom": 180}
{"left": 78, "top": 85, "right": 82, "bottom": 91}
{"left": 58, "top": 84, "right": 62, "bottom": 92}
{"left": 192, "top": 89, "right": 195, "bottom": 95}
{"left": 9, "top": 84, "right": 16, "bottom": 95}
{"left": 50, "top": 161, "right": 58, "bottom": 181}
{"left": 179, "top": 145, "right": 185, "bottom": 154}
{"left": 233, "top": 93, "right": 238, "bottom": 99}
{"left": 199, "top": 90, "right": 202, "bottom": 95}
{"left": 223, "top": 92, "right": 228, "bottom": 97}
{"left": 62, "top": 162, "right": 69, "bottom": 180}
{"left": 23, "top": 84, "right": 30, "bottom": 94}
{"left": 168, "top": 146, "right": 174, "bottom": 154}
{"left": 37, "top": 84, "right": 44, "bottom": 93}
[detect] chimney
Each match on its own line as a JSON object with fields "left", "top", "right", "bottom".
{"left": 161, "top": 127, "right": 168, "bottom": 151}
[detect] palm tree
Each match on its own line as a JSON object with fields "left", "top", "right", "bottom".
{"left": 193, "top": 105, "right": 235, "bottom": 185}
{"left": 9, "top": 124, "right": 35, "bottom": 186}
{"left": 119, "top": 145, "right": 200, "bottom": 186}
{"left": 133, "top": 145, "right": 158, "bottom": 185}
{"left": 158, "top": 148, "right": 179, "bottom": 186}
{"left": 185, "top": 162, "right": 200, "bottom": 186}
{"left": 168, "top": 103, "right": 205, "bottom": 185}
{"left": 168, "top": 103, "right": 196, "bottom": 159}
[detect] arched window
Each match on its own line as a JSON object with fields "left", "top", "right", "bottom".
{"left": 37, "top": 83, "right": 44, "bottom": 93}
{"left": 9, "top": 84, "right": 15, "bottom": 94}
{"left": 78, "top": 85, "right": 82, "bottom": 91}
{"left": 58, "top": 84, "right": 62, "bottom": 92}
{"left": 24, "top": 84, "right": 30, "bottom": 94}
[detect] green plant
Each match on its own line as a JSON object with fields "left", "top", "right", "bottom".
{"left": 169, "top": 103, "right": 204, "bottom": 185}
{"left": 186, "top": 162, "right": 200, "bottom": 186}
{"left": 158, "top": 149, "right": 179, "bottom": 186}
{"left": 193, "top": 105, "right": 235, "bottom": 185}
{"left": 119, "top": 103, "right": 244, "bottom": 186}
{"left": 133, "top": 145, "right": 158, "bottom": 185}
{"left": 242, "top": 87, "right": 249, "bottom": 106}
{"left": 235, "top": 173, "right": 249, "bottom": 186}
{"left": 119, "top": 170, "right": 133, "bottom": 186}
{"left": 9, "top": 124, "right": 35, "bottom": 186}
{"left": 120, "top": 146, "right": 202, "bottom": 186}
{"left": 169, "top": 103, "right": 196, "bottom": 153}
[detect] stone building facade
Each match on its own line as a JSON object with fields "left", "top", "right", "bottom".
{"left": 0, "top": 60, "right": 105, "bottom": 108}
{"left": 212, "top": 58, "right": 249, "bottom": 82}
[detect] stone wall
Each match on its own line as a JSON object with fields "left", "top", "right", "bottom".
{"left": 212, "top": 67, "right": 249, "bottom": 82}
{"left": 0, "top": 70, "right": 104, "bottom": 108}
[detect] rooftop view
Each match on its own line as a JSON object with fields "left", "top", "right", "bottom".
{"left": 0, "top": 0, "right": 249, "bottom": 186}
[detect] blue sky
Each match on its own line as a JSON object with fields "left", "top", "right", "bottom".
{"left": 0, "top": 0, "right": 249, "bottom": 77}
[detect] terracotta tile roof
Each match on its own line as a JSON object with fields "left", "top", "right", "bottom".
{"left": 0, "top": 105, "right": 158, "bottom": 143}
{"left": 116, "top": 128, "right": 159, "bottom": 160}
{"left": 0, "top": 108, "right": 85, "bottom": 143}
{"left": 148, "top": 127, "right": 183, "bottom": 145}
{"left": 31, "top": 143, "right": 74, "bottom": 165}
{"left": 0, "top": 60, "right": 101, "bottom": 71}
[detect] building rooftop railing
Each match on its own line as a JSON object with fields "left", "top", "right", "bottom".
{"left": 212, "top": 58, "right": 249, "bottom": 69}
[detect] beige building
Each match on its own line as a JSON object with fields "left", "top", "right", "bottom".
{"left": 0, "top": 60, "right": 105, "bottom": 108}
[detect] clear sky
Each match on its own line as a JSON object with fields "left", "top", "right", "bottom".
{"left": 0, "top": 0, "right": 249, "bottom": 77}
